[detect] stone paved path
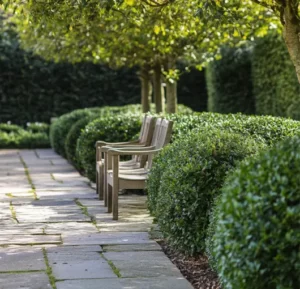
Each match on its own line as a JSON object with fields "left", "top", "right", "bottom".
{"left": 0, "top": 149, "right": 193, "bottom": 289}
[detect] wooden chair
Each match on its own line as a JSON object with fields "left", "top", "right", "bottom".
{"left": 106, "top": 119, "right": 173, "bottom": 220}
{"left": 96, "top": 115, "right": 155, "bottom": 200}
{"left": 101, "top": 118, "right": 162, "bottom": 207}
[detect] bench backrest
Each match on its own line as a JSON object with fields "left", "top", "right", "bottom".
{"left": 147, "top": 118, "right": 173, "bottom": 168}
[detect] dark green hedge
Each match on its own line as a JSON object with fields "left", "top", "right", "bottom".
{"left": 212, "top": 137, "right": 300, "bottom": 289}
{"left": 147, "top": 112, "right": 300, "bottom": 255}
{"left": 0, "top": 18, "right": 141, "bottom": 125}
{"left": 148, "top": 129, "right": 263, "bottom": 255}
{"left": 0, "top": 18, "right": 204, "bottom": 124}
{"left": 206, "top": 46, "right": 255, "bottom": 114}
{"left": 252, "top": 32, "right": 300, "bottom": 119}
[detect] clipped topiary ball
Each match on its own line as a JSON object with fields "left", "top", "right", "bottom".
{"left": 212, "top": 136, "right": 300, "bottom": 289}
{"left": 50, "top": 108, "right": 102, "bottom": 157}
{"left": 149, "top": 128, "right": 265, "bottom": 255}
{"left": 76, "top": 113, "right": 142, "bottom": 182}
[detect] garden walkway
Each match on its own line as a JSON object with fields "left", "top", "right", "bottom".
{"left": 0, "top": 149, "right": 193, "bottom": 289}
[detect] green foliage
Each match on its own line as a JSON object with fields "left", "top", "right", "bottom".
{"left": 0, "top": 17, "right": 141, "bottom": 125}
{"left": 148, "top": 129, "right": 263, "bottom": 255}
{"left": 205, "top": 195, "right": 221, "bottom": 272}
{"left": 212, "top": 136, "right": 300, "bottom": 289}
{"left": 252, "top": 32, "right": 300, "bottom": 119}
{"left": 167, "top": 112, "right": 300, "bottom": 146}
{"left": 0, "top": 123, "right": 49, "bottom": 148}
{"left": 206, "top": 45, "right": 255, "bottom": 114}
{"left": 65, "top": 115, "right": 99, "bottom": 170}
{"left": 77, "top": 114, "right": 142, "bottom": 182}
{"left": 26, "top": 122, "right": 49, "bottom": 134}
{"left": 148, "top": 112, "right": 300, "bottom": 255}
{"left": 0, "top": 123, "right": 23, "bottom": 133}
{"left": 50, "top": 108, "right": 103, "bottom": 157}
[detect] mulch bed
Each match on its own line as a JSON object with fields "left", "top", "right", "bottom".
{"left": 159, "top": 241, "right": 221, "bottom": 289}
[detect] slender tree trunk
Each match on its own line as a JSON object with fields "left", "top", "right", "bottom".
{"left": 153, "top": 63, "right": 163, "bottom": 113}
{"left": 140, "top": 66, "right": 151, "bottom": 113}
{"left": 166, "top": 57, "right": 178, "bottom": 113}
{"left": 282, "top": 1, "right": 300, "bottom": 82}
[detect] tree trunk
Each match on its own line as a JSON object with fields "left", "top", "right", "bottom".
{"left": 166, "top": 58, "right": 178, "bottom": 113}
{"left": 153, "top": 63, "right": 163, "bottom": 113}
{"left": 283, "top": 1, "right": 300, "bottom": 82}
{"left": 140, "top": 67, "right": 151, "bottom": 113}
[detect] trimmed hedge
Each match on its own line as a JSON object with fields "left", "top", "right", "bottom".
{"left": 65, "top": 115, "right": 99, "bottom": 170}
{"left": 252, "top": 32, "right": 300, "bottom": 119}
{"left": 0, "top": 123, "right": 50, "bottom": 148}
{"left": 148, "top": 112, "right": 300, "bottom": 255}
{"left": 26, "top": 122, "right": 50, "bottom": 134}
{"left": 206, "top": 46, "right": 255, "bottom": 114}
{"left": 77, "top": 114, "right": 142, "bottom": 182}
{"left": 147, "top": 129, "right": 264, "bottom": 255}
{"left": 0, "top": 123, "right": 23, "bottom": 133}
{"left": 212, "top": 137, "right": 300, "bottom": 289}
{"left": 0, "top": 130, "right": 49, "bottom": 149}
{"left": 167, "top": 112, "right": 300, "bottom": 145}
{"left": 50, "top": 107, "right": 104, "bottom": 157}
{"left": 50, "top": 104, "right": 193, "bottom": 158}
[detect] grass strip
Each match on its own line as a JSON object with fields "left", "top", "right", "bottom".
{"left": 42, "top": 248, "right": 57, "bottom": 289}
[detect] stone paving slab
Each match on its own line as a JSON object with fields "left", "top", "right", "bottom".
{"left": 47, "top": 245, "right": 102, "bottom": 254}
{"left": 45, "top": 222, "right": 98, "bottom": 236}
{"left": 52, "top": 259, "right": 117, "bottom": 280}
{"left": 63, "top": 232, "right": 155, "bottom": 246}
{"left": 111, "top": 260, "right": 183, "bottom": 278}
{"left": 0, "top": 247, "right": 46, "bottom": 271}
{"left": 0, "top": 223, "right": 45, "bottom": 235}
{"left": 0, "top": 272, "right": 52, "bottom": 289}
{"left": 0, "top": 235, "right": 61, "bottom": 246}
{"left": 56, "top": 277, "right": 194, "bottom": 289}
{"left": 103, "top": 243, "right": 162, "bottom": 252}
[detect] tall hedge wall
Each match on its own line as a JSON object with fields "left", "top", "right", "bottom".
{"left": 0, "top": 20, "right": 207, "bottom": 125}
{"left": 206, "top": 46, "right": 255, "bottom": 115}
{"left": 0, "top": 21, "right": 141, "bottom": 125}
{"left": 252, "top": 32, "right": 300, "bottom": 120}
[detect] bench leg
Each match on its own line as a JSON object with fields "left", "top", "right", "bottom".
{"left": 98, "top": 162, "right": 104, "bottom": 200}
{"left": 107, "top": 184, "right": 112, "bottom": 213}
{"left": 112, "top": 155, "right": 119, "bottom": 220}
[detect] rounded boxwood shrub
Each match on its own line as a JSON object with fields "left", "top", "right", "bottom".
{"left": 148, "top": 129, "right": 265, "bottom": 255}
{"left": 65, "top": 115, "right": 99, "bottom": 170}
{"left": 212, "top": 137, "right": 300, "bottom": 289}
{"left": 49, "top": 108, "right": 103, "bottom": 157}
{"left": 77, "top": 113, "right": 142, "bottom": 182}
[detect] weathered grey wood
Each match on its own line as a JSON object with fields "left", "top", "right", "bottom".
{"left": 112, "top": 155, "right": 119, "bottom": 220}
{"left": 99, "top": 115, "right": 156, "bottom": 205}
{"left": 106, "top": 119, "right": 173, "bottom": 220}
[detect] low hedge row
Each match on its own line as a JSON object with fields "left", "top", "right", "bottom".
{"left": 0, "top": 123, "right": 50, "bottom": 148}
{"left": 49, "top": 103, "right": 192, "bottom": 175}
{"left": 148, "top": 129, "right": 264, "bottom": 254}
{"left": 147, "top": 112, "right": 300, "bottom": 257}
{"left": 210, "top": 137, "right": 300, "bottom": 289}
{"left": 50, "top": 104, "right": 193, "bottom": 158}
